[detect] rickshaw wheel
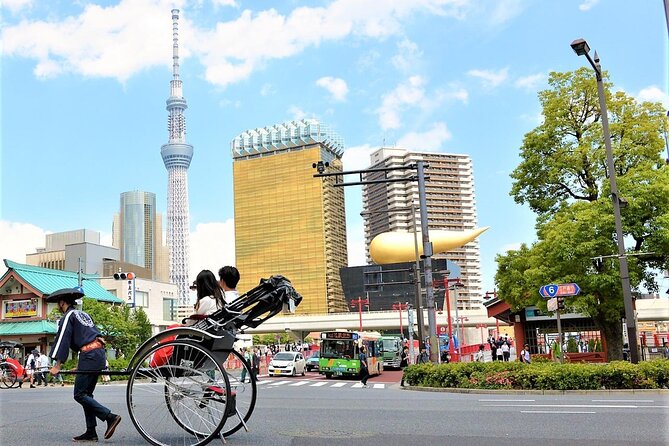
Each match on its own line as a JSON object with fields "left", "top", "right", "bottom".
{"left": 126, "top": 340, "right": 231, "bottom": 446}
{"left": 219, "top": 349, "right": 257, "bottom": 437}
{"left": 0, "top": 362, "right": 19, "bottom": 388}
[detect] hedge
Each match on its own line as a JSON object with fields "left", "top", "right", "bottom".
{"left": 402, "top": 359, "right": 669, "bottom": 390}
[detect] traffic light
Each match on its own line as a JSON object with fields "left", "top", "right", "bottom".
{"left": 113, "top": 272, "right": 135, "bottom": 280}
{"left": 557, "top": 297, "right": 565, "bottom": 311}
{"left": 592, "top": 257, "right": 603, "bottom": 273}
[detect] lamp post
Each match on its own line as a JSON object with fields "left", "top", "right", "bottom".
{"left": 350, "top": 297, "right": 369, "bottom": 331}
{"left": 484, "top": 290, "right": 500, "bottom": 338}
{"left": 476, "top": 323, "right": 487, "bottom": 343}
{"left": 570, "top": 38, "right": 639, "bottom": 364}
{"left": 442, "top": 275, "right": 456, "bottom": 361}
{"left": 392, "top": 302, "right": 408, "bottom": 339}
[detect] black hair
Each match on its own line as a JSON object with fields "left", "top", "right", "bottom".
{"left": 196, "top": 270, "right": 224, "bottom": 308}
{"left": 218, "top": 266, "right": 240, "bottom": 289}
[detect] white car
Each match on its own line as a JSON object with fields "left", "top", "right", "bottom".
{"left": 268, "top": 351, "right": 306, "bottom": 377}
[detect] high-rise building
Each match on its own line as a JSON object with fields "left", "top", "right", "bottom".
{"left": 363, "top": 148, "right": 482, "bottom": 307}
{"left": 161, "top": 9, "right": 192, "bottom": 306}
{"left": 231, "top": 119, "right": 348, "bottom": 314}
{"left": 112, "top": 191, "right": 169, "bottom": 282}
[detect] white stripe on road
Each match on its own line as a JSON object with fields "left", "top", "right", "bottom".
{"left": 269, "top": 380, "right": 292, "bottom": 386}
{"left": 310, "top": 382, "right": 328, "bottom": 387}
{"left": 478, "top": 399, "right": 535, "bottom": 402}
{"left": 520, "top": 411, "right": 597, "bottom": 414}
{"left": 330, "top": 383, "right": 347, "bottom": 388}
{"left": 372, "top": 383, "right": 385, "bottom": 389}
{"left": 591, "top": 400, "right": 654, "bottom": 403}
{"left": 351, "top": 383, "right": 365, "bottom": 388}
{"left": 289, "top": 381, "right": 309, "bottom": 386}
{"left": 483, "top": 404, "right": 638, "bottom": 408}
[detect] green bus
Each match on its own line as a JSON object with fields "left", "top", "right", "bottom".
{"left": 380, "top": 335, "right": 403, "bottom": 369}
{"left": 319, "top": 331, "right": 383, "bottom": 379}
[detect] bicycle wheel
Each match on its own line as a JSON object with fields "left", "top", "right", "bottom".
{"left": 219, "top": 349, "right": 257, "bottom": 437}
{"left": 0, "top": 363, "right": 18, "bottom": 388}
{"left": 126, "top": 340, "right": 231, "bottom": 446}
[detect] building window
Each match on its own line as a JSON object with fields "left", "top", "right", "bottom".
{"left": 163, "top": 298, "right": 177, "bottom": 321}
{"left": 135, "top": 291, "right": 149, "bottom": 308}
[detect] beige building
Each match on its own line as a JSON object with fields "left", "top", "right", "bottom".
{"left": 231, "top": 119, "right": 348, "bottom": 314}
{"left": 363, "top": 147, "right": 483, "bottom": 308}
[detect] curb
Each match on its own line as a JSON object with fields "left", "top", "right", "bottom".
{"left": 401, "top": 386, "right": 669, "bottom": 395}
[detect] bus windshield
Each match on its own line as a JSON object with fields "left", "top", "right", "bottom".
{"left": 320, "top": 340, "right": 356, "bottom": 359}
{"left": 382, "top": 339, "right": 399, "bottom": 352}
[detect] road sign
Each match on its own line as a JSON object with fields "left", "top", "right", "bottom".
{"left": 547, "top": 297, "right": 558, "bottom": 312}
{"left": 540, "top": 283, "right": 580, "bottom": 298}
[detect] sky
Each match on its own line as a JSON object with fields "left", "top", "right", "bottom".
{"left": 1, "top": 0, "right": 668, "bottom": 295}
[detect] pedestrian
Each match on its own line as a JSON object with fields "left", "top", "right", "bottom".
{"left": 490, "top": 339, "right": 498, "bottom": 361}
{"left": 25, "top": 349, "right": 37, "bottom": 388}
{"left": 399, "top": 346, "right": 409, "bottom": 387}
{"left": 501, "top": 340, "right": 510, "bottom": 362}
{"left": 38, "top": 351, "right": 50, "bottom": 386}
{"left": 218, "top": 265, "right": 240, "bottom": 305}
{"left": 417, "top": 347, "right": 429, "bottom": 364}
{"left": 440, "top": 349, "right": 450, "bottom": 363}
{"left": 251, "top": 347, "right": 260, "bottom": 380}
{"left": 49, "top": 358, "right": 65, "bottom": 386}
{"left": 520, "top": 344, "right": 531, "bottom": 364}
{"left": 47, "top": 287, "right": 122, "bottom": 442}
{"left": 101, "top": 359, "right": 111, "bottom": 384}
{"left": 359, "top": 345, "right": 370, "bottom": 388}
{"left": 663, "top": 341, "right": 669, "bottom": 360}
{"left": 474, "top": 344, "right": 485, "bottom": 362}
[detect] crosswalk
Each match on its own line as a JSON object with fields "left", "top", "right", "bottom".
{"left": 257, "top": 379, "right": 387, "bottom": 389}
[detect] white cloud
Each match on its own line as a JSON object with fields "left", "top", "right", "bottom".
{"left": 396, "top": 122, "right": 452, "bottom": 151}
{"left": 1, "top": 0, "right": 32, "bottom": 14}
{"left": 467, "top": 67, "right": 509, "bottom": 88}
{"left": 439, "top": 84, "right": 469, "bottom": 104}
{"left": 316, "top": 76, "right": 349, "bottom": 102}
{"left": 342, "top": 143, "right": 377, "bottom": 171}
{"left": 287, "top": 105, "right": 307, "bottom": 120}
{"left": 346, "top": 223, "right": 367, "bottom": 267}
{"left": 0, "top": 220, "right": 49, "bottom": 276}
{"left": 260, "top": 83, "right": 274, "bottom": 96}
{"left": 637, "top": 85, "right": 669, "bottom": 108}
{"left": 489, "top": 0, "right": 525, "bottom": 25}
{"left": 514, "top": 73, "right": 546, "bottom": 91}
{"left": 579, "top": 0, "right": 599, "bottom": 11}
{"left": 212, "top": 0, "right": 238, "bottom": 8}
{"left": 2, "top": 0, "right": 470, "bottom": 85}
{"left": 377, "top": 75, "right": 428, "bottom": 130}
{"left": 391, "top": 38, "right": 423, "bottom": 72}
{"left": 189, "top": 220, "right": 236, "bottom": 282}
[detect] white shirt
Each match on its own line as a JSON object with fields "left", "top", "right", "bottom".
{"left": 195, "top": 295, "right": 218, "bottom": 316}
{"left": 38, "top": 354, "right": 50, "bottom": 371}
{"left": 224, "top": 290, "right": 239, "bottom": 305}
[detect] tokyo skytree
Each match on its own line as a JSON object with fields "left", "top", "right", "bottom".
{"left": 161, "top": 9, "right": 192, "bottom": 306}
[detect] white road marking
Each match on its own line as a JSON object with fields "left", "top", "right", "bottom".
{"left": 591, "top": 399, "right": 654, "bottom": 403}
{"left": 330, "top": 382, "right": 347, "bottom": 388}
{"left": 351, "top": 383, "right": 365, "bottom": 388}
{"left": 269, "top": 380, "right": 291, "bottom": 386}
{"left": 310, "top": 382, "right": 327, "bottom": 387}
{"left": 372, "top": 383, "right": 385, "bottom": 389}
{"left": 289, "top": 381, "right": 309, "bottom": 386}
{"left": 483, "top": 404, "right": 638, "bottom": 408}
{"left": 478, "top": 399, "right": 535, "bottom": 402}
{"left": 520, "top": 411, "right": 597, "bottom": 414}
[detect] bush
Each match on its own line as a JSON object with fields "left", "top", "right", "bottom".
{"left": 402, "top": 359, "right": 669, "bottom": 390}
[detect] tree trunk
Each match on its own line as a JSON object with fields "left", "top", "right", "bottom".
{"left": 594, "top": 314, "right": 623, "bottom": 361}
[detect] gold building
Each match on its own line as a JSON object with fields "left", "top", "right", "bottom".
{"left": 231, "top": 119, "right": 348, "bottom": 314}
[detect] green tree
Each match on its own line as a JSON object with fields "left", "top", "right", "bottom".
{"left": 498, "top": 68, "right": 669, "bottom": 361}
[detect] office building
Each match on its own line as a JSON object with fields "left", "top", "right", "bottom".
{"left": 112, "top": 191, "right": 169, "bottom": 282}
{"left": 231, "top": 119, "right": 348, "bottom": 314}
{"left": 363, "top": 148, "right": 482, "bottom": 308}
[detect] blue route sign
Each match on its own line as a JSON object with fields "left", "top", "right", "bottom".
{"left": 540, "top": 283, "right": 580, "bottom": 298}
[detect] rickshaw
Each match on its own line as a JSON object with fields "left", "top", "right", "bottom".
{"left": 0, "top": 340, "right": 25, "bottom": 388}
{"left": 64, "top": 275, "right": 302, "bottom": 446}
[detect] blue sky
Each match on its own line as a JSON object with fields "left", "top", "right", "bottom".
{"left": 1, "top": 0, "right": 668, "bottom": 294}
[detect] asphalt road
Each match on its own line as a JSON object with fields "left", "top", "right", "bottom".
{"left": 1, "top": 370, "right": 667, "bottom": 446}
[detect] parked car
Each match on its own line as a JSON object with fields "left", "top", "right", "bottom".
{"left": 305, "top": 351, "right": 320, "bottom": 371}
{"left": 268, "top": 351, "right": 306, "bottom": 377}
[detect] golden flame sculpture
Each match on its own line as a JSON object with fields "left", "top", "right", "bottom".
{"left": 370, "top": 227, "right": 490, "bottom": 264}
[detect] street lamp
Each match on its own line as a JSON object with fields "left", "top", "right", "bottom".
{"left": 392, "top": 302, "right": 408, "bottom": 339}
{"left": 350, "top": 297, "right": 369, "bottom": 331}
{"left": 570, "top": 38, "right": 639, "bottom": 363}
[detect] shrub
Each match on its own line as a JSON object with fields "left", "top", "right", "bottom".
{"left": 403, "top": 359, "right": 669, "bottom": 390}
{"left": 566, "top": 338, "right": 579, "bottom": 353}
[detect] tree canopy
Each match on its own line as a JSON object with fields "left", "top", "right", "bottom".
{"left": 497, "top": 68, "right": 669, "bottom": 360}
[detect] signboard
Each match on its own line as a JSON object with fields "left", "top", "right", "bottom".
{"left": 4, "top": 299, "right": 38, "bottom": 318}
{"left": 540, "top": 283, "right": 580, "bottom": 298}
{"left": 126, "top": 279, "right": 135, "bottom": 306}
{"left": 322, "top": 331, "right": 357, "bottom": 340}
{"left": 547, "top": 297, "right": 558, "bottom": 312}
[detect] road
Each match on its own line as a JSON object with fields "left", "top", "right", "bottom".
{"left": 1, "top": 370, "right": 667, "bottom": 445}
